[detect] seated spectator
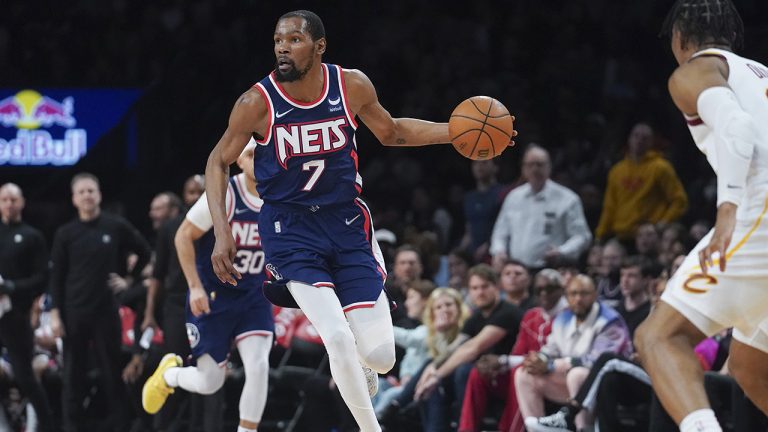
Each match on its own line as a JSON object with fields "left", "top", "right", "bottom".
{"left": 499, "top": 260, "right": 537, "bottom": 312}
{"left": 414, "top": 264, "right": 523, "bottom": 431}
{"left": 594, "top": 239, "right": 625, "bottom": 308}
{"left": 517, "top": 274, "right": 632, "bottom": 431}
{"left": 617, "top": 256, "right": 653, "bottom": 338}
{"left": 459, "top": 268, "right": 567, "bottom": 432}
{"left": 386, "top": 245, "right": 424, "bottom": 328}
{"left": 373, "top": 280, "right": 435, "bottom": 414}
{"left": 634, "top": 223, "right": 660, "bottom": 259}
{"left": 447, "top": 248, "right": 473, "bottom": 296}
{"left": 657, "top": 223, "right": 688, "bottom": 268}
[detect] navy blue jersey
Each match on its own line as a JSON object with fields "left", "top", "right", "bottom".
{"left": 252, "top": 63, "right": 362, "bottom": 207}
{"left": 195, "top": 175, "right": 265, "bottom": 292}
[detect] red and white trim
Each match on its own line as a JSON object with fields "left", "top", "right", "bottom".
{"left": 269, "top": 64, "right": 330, "bottom": 109}
{"left": 251, "top": 83, "right": 274, "bottom": 145}
{"left": 354, "top": 198, "right": 388, "bottom": 280}
{"left": 685, "top": 114, "right": 704, "bottom": 126}
{"left": 225, "top": 184, "right": 236, "bottom": 222}
{"left": 233, "top": 174, "right": 263, "bottom": 212}
{"left": 313, "top": 282, "right": 335, "bottom": 289}
{"left": 343, "top": 301, "right": 377, "bottom": 313}
{"left": 337, "top": 66, "right": 359, "bottom": 129}
{"left": 235, "top": 329, "right": 273, "bottom": 343}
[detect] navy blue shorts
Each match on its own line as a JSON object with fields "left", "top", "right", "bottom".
{"left": 259, "top": 198, "right": 388, "bottom": 312}
{"left": 185, "top": 286, "right": 274, "bottom": 364}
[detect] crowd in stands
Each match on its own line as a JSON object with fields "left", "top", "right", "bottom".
{"left": 2, "top": 0, "right": 768, "bottom": 431}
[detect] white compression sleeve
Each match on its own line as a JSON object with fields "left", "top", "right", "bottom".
{"left": 697, "top": 86, "right": 759, "bottom": 207}
{"left": 173, "top": 354, "right": 226, "bottom": 395}
{"left": 346, "top": 291, "right": 395, "bottom": 374}
{"left": 236, "top": 333, "right": 273, "bottom": 424}
{"left": 287, "top": 281, "right": 381, "bottom": 432}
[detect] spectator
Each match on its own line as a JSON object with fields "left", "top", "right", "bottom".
{"left": 447, "top": 248, "right": 473, "bottom": 295}
{"left": 462, "top": 160, "right": 506, "bottom": 263}
{"left": 498, "top": 260, "right": 537, "bottom": 311}
{"left": 634, "top": 222, "right": 660, "bottom": 259}
{"left": 374, "top": 228, "right": 398, "bottom": 270}
{"left": 490, "top": 144, "right": 592, "bottom": 269}
{"left": 617, "top": 256, "right": 653, "bottom": 338}
{"left": 595, "top": 122, "right": 688, "bottom": 242}
{"left": 49, "top": 173, "right": 152, "bottom": 432}
{"left": 594, "top": 239, "right": 626, "bottom": 308}
{"left": 414, "top": 264, "right": 522, "bottom": 431}
{"left": 517, "top": 274, "right": 632, "bottom": 431}
{"left": 148, "top": 191, "right": 182, "bottom": 232}
{"left": 459, "top": 268, "right": 567, "bottom": 432}
{"left": 0, "top": 183, "right": 55, "bottom": 432}
{"left": 182, "top": 174, "right": 205, "bottom": 208}
{"left": 386, "top": 245, "right": 424, "bottom": 328}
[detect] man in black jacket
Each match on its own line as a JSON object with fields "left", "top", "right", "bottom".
{"left": 49, "top": 173, "right": 151, "bottom": 432}
{"left": 0, "top": 183, "right": 55, "bottom": 432}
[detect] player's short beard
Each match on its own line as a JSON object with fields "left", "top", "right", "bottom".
{"left": 274, "top": 58, "right": 313, "bottom": 82}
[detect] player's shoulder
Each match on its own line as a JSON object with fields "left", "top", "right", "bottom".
{"left": 340, "top": 68, "right": 374, "bottom": 93}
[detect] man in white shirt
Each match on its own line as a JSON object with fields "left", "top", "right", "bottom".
{"left": 490, "top": 144, "right": 592, "bottom": 269}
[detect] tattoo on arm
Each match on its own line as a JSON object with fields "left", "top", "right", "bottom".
{"left": 396, "top": 138, "right": 406, "bottom": 145}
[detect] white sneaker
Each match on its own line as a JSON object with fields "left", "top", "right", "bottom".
{"left": 362, "top": 365, "right": 378, "bottom": 397}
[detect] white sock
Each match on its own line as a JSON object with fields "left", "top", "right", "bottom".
{"left": 237, "top": 427, "right": 257, "bottom": 432}
{"left": 680, "top": 409, "right": 722, "bottom": 432}
{"left": 163, "top": 367, "right": 180, "bottom": 388}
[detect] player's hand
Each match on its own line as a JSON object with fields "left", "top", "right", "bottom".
{"left": 189, "top": 287, "right": 211, "bottom": 317}
{"left": 508, "top": 116, "right": 518, "bottom": 147}
{"left": 211, "top": 232, "right": 241, "bottom": 286}
{"left": 699, "top": 203, "right": 737, "bottom": 274}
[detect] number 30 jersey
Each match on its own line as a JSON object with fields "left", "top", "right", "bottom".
{"left": 188, "top": 173, "right": 265, "bottom": 292}
{"left": 252, "top": 63, "right": 362, "bottom": 207}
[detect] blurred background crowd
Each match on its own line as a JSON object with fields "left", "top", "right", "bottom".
{"left": 1, "top": 0, "right": 768, "bottom": 431}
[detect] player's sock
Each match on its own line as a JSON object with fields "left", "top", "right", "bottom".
{"left": 680, "top": 409, "right": 722, "bottom": 432}
{"left": 237, "top": 427, "right": 256, "bottom": 432}
{"left": 162, "top": 367, "right": 180, "bottom": 388}
{"left": 237, "top": 334, "right": 273, "bottom": 425}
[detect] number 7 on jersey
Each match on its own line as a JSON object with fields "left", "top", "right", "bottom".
{"left": 301, "top": 160, "right": 325, "bottom": 191}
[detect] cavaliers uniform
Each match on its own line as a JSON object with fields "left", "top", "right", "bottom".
{"left": 252, "top": 63, "right": 389, "bottom": 312}
{"left": 662, "top": 49, "right": 768, "bottom": 352}
{"left": 185, "top": 173, "right": 273, "bottom": 364}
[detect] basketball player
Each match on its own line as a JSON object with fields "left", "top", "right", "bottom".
{"left": 205, "top": 10, "right": 515, "bottom": 431}
{"left": 142, "top": 141, "right": 274, "bottom": 432}
{"left": 635, "top": 1, "right": 768, "bottom": 431}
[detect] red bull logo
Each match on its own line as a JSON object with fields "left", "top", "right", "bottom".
{"left": 0, "top": 90, "right": 86, "bottom": 165}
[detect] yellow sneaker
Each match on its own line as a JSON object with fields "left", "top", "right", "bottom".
{"left": 142, "top": 353, "right": 182, "bottom": 414}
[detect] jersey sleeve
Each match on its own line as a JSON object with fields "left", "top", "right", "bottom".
{"left": 186, "top": 184, "right": 234, "bottom": 231}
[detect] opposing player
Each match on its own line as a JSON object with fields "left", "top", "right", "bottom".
{"left": 205, "top": 10, "right": 515, "bottom": 431}
{"left": 143, "top": 141, "right": 273, "bottom": 432}
{"left": 635, "top": 1, "right": 768, "bottom": 431}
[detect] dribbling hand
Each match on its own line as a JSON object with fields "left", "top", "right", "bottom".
{"left": 211, "top": 232, "right": 241, "bottom": 286}
{"left": 699, "top": 203, "right": 737, "bottom": 274}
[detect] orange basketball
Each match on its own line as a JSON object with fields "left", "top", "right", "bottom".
{"left": 449, "top": 96, "right": 514, "bottom": 160}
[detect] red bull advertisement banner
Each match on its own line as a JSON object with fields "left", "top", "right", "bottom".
{"left": 0, "top": 89, "right": 139, "bottom": 166}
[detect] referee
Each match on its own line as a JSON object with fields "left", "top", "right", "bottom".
{"left": 0, "top": 183, "right": 55, "bottom": 432}
{"left": 49, "top": 173, "right": 151, "bottom": 432}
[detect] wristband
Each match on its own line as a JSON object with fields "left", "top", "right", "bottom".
{"left": 497, "top": 355, "right": 509, "bottom": 367}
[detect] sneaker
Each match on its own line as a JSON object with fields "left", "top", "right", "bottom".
{"left": 362, "top": 365, "right": 378, "bottom": 397}
{"left": 525, "top": 407, "right": 575, "bottom": 432}
{"left": 142, "top": 353, "right": 182, "bottom": 414}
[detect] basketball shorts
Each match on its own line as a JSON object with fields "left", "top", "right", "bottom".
{"left": 661, "top": 200, "right": 768, "bottom": 353}
{"left": 186, "top": 286, "right": 274, "bottom": 364}
{"left": 259, "top": 198, "right": 389, "bottom": 313}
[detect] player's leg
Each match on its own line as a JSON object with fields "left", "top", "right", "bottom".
{"left": 346, "top": 290, "right": 396, "bottom": 374}
{"left": 287, "top": 280, "right": 381, "bottom": 432}
{"left": 235, "top": 334, "right": 273, "bottom": 431}
{"left": 728, "top": 333, "right": 768, "bottom": 414}
{"left": 635, "top": 302, "right": 718, "bottom": 430}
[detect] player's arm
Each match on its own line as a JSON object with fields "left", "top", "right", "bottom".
{"left": 205, "top": 89, "right": 268, "bottom": 285}
{"left": 175, "top": 191, "right": 222, "bottom": 317}
{"left": 669, "top": 58, "right": 758, "bottom": 272}
{"left": 343, "top": 69, "right": 450, "bottom": 147}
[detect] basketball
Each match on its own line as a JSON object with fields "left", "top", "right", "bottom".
{"left": 449, "top": 96, "right": 514, "bottom": 160}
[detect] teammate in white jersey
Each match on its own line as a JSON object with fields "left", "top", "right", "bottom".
{"left": 635, "top": 1, "right": 768, "bottom": 431}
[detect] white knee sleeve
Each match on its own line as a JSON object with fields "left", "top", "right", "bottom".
{"left": 347, "top": 291, "right": 396, "bottom": 374}
{"left": 176, "top": 354, "right": 226, "bottom": 395}
{"left": 237, "top": 334, "right": 273, "bottom": 423}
